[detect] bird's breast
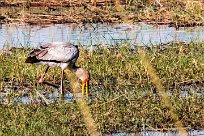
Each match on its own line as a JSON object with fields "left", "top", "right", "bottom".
{"left": 60, "top": 63, "right": 69, "bottom": 70}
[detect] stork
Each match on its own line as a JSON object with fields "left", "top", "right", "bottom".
{"left": 25, "top": 42, "right": 89, "bottom": 97}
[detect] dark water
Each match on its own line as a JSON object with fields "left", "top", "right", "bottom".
{"left": 0, "top": 23, "right": 204, "bottom": 49}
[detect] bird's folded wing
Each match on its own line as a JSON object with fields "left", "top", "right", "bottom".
{"left": 29, "top": 49, "right": 47, "bottom": 57}
{"left": 36, "top": 46, "right": 79, "bottom": 63}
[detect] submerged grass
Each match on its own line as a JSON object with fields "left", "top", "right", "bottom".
{"left": 0, "top": 42, "right": 204, "bottom": 134}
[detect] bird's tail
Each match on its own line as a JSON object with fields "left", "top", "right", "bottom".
{"left": 25, "top": 49, "right": 42, "bottom": 63}
{"left": 25, "top": 56, "right": 39, "bottom": 63}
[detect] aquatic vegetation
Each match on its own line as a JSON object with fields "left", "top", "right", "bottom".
{"left": 0, "top": 42, "right": 204, "bottom": 134}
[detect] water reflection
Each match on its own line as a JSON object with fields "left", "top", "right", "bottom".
{"left": 107, "top": 130, "right": 204, "bottom": 136}
{"left": 0, "top": 23, "right": 204, "bottom": 49}
{"left": 0, "top": 85, "right": 73, "bottom": 105}
{"left": 1, "top": 82, "right": 203, "bottom": 105}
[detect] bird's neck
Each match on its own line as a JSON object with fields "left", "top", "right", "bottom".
{"left": 70, "top": 65, "right": 89, "bottom": 83}
{"left": 70, "top": 64, "right": 80, "bottom": 72}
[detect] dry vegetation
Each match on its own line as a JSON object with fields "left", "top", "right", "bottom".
{"left": 0, "top": 0, "right": 203, "bottom": 27}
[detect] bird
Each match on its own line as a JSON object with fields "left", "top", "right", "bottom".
{"left": 25, "top": 42, "right": 90, "bottom": 97}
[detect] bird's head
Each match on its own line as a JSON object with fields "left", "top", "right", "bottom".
{"left": 74, "top": 68, "right": 90, "bottom": 97}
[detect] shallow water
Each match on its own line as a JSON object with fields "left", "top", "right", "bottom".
{"left": 0, "top": 86, "right": 73, "bottom": 104}
{"left": 0, "top": 23, "right": 204, "bottom": 49}
{"left": 107, "top": 130, "right": 204, "bottom": 136}
{"left": 1, "top": 81, "right": 203, "bottom": 105}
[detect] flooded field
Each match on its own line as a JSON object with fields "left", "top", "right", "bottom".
{"left": 0, "top": 21, "right": 204, "bottom": 135}
{"left": 0, "top": 41, "right": 204, "bottom": 135}
{"left": 0, "top": 23, "right": 204, "bottom": 49}
{"left": 1, "top": 78, "right": 203, "bottom": 105}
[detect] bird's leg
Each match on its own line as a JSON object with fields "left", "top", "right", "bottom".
{"left": 60, "top": 69, "right": 64, "bottom": 95}
{"left": 38, "top": 66, "right": 49, "bottom": 83}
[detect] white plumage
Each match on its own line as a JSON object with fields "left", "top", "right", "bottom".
{"left": 28, "top": 42, "right": 79, "bottom": 68}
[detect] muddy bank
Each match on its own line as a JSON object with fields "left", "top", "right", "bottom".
{"left": 0, "top": 0, "right": 203, "bottom": 27}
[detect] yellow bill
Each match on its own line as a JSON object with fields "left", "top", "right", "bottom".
{"left": 82, "top": 79, "right": 89, "bottom": 97}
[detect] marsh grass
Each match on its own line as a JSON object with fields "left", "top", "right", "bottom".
{"left": 138, "top": 48, "right": 187, "bottom": 135}
{"left": 0, "top": 42, "right": 204, "bottom": 134}
{"left": 0, "top": 103, "right": 88, "bottom": 135}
